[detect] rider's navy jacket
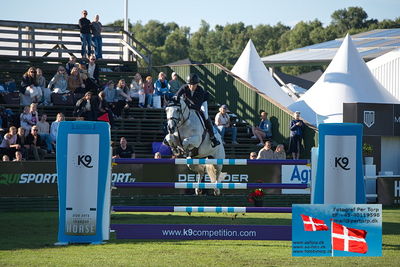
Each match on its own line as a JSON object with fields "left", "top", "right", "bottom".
{"left": 175, "top": 84, "right": 209, "bottom": 111}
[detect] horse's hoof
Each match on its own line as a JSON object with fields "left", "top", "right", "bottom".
{"left": 214, "top": 189, "right": 221, "bottom": 196}
{"left": 195, "top": 188, "right": 202, "bottom": 195}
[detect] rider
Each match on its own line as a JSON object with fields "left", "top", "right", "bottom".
{"left": 174, "top": 73, "right": 221, "bottom": 148}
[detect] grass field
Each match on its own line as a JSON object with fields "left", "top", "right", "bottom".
{"left": 0, "top": 209, "right": 399, "bottom": 267}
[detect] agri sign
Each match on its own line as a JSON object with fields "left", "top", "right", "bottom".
{"left": 0, "top": 173, "right": 135, "bottom": 184}
{"left": 281, "top": 165, "right": 311, "bottom": 194}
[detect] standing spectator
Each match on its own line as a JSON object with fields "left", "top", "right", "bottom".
{"left": 129, "top": 73, "right": 145, "bottom": 107}
{"left": 13, "top": 151, "right": 24, "bottom": 161}
{"left": 274, "top": 144, "right": 286, "bottom": 160}
{"left": 143, "top": 76, "right": 154, "bottom": 108}
{"left": 68, "top": 66, "right": 86, "bottom": 94}
{"left": 251, "top": 111, "right": 272, "bottom": 146}
{"left": 36, "top": 68, "right": 51, "bottom": 105}
{"left": 112, "top": 137, "right": 135, "bottom": 158}
{"left": 25, "top": 126, "right": 46, "bottom": 160}
{"left": 249, "top": 152, "right": 257, "bottom": 159}
{"left": 214, "top": 104, "right": 238, "bottom": 144}
{"left": 168, "top": 72, "right": 181, "bottom": 95}
{"left": 91, "top": 14, "right": 103, "bottom": 59}
{"left": 74, "top": 92, "right": 98, "bottom": 121}
{"left": 257, "top": 141, "right": 274, "bottom": 159}
{"left": 78, "top": 10, "right": 92, "bottom": 58}
{"left": 65, "top": 55, "right": 78, "bottom": 75}
{"left": 0, "top": 126, "right": 20, "bottom": 160}
{"left": 36, "top": 114, "right": 53, "bottom": 153}
{"left": 48, "top": 66, "right": 69, "bottom": 94}
{"left": 85, "top": 55, "right": 100, "bottom": 93}
{"left": 50, "top": 113, "right": 65, "bottom": 146}
{"left": 153, "top": 72, "right": 170, "bottom": 108}
{"left": 288, "top": 111, "right": 304, "bottom": 160}
{"left": 21, "top": 67, "right": 42, "bottom": 105}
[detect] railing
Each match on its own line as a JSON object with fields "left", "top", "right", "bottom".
{"left": 0, "top": 20, "right": 152, "bottom": 69}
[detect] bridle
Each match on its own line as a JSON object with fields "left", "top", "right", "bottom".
{"left": 166, "top": 100, "right": 189, "bottom": 134}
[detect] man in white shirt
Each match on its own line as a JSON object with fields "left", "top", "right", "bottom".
{"left": 214, "top": 104, "right": 239, "bottom": 145}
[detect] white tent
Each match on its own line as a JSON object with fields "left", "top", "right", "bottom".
{"left": 367, "top": 48, "right": 400, "bottom": 101}
{"left": 231, "top": 39, "right": 294, "bottom": 107}
{"left": 288, "top": 34, "right": 400, "bottom": 125}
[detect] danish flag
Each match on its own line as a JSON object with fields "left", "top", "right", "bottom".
{"left": 300, "top": 214, "right": 329, "bottom": 231}
{"left": 332, "top": 222, "right": 368, "bottom": 254}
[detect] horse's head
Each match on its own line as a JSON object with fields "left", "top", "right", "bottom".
{"left": 165, "top": 97, "right": 189, "bottom": 134}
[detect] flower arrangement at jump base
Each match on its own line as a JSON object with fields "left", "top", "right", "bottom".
{"left": 247, "top": 188, "right": 265, "bottom": 207}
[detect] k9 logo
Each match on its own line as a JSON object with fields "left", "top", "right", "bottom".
{"left": 335, "top": 157, "right": 350, "bottom": 170}
{"left": 77, "top": 155, "right": 93, "bottom": 168}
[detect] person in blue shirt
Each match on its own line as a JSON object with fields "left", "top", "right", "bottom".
{"left": 251, "top": 111, "right": 272, "bottom": 146}
{"left": 154, "top": 72, "right": 170, "bottom": 108}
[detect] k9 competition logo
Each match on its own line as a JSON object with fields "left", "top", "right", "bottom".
{"left": 73, "top": 153, "right": 94, "bottom": 168}
{"left": 334, "top": 156, "right": 350, "bottom": 170}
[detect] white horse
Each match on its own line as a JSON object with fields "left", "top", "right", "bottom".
{"left": 164, "top": 97, "right": 225, "bottom": 195}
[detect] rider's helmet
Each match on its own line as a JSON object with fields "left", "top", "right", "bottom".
{"left": 186, "top": 73, "right": 199, "bottom": 85}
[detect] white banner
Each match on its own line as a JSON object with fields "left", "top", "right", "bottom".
{"left": 281, "top": 165, "right": 311, "bottom": 194}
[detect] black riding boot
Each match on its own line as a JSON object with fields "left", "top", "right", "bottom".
{"left": 205, "top": 118, "right": 221, "bottom": 147}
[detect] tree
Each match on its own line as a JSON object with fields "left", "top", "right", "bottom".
{"left": 331, "top": 7, "right": 369, "bottom": 34}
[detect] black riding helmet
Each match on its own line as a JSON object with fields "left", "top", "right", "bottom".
{"left": 186, "top": 73, "right": 199, "bottom": 85}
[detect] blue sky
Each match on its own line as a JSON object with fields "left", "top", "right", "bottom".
{"left": 0, "top": 0, "right": 398, "bottom": 32}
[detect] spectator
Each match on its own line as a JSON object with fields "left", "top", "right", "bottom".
{"left": 214, "top": 104, "right": 238, "bottom": 145}
{"left": 29, "top": 103, "right": 39, "bottom": 126}
{"left": 274, "top": 144, "right": 286, "bottom": 160}
{"left": 91, "top": 15, "right": 102, "bottom": 59}
{"left": 13, "top": 150, "right": 24, "bottom": 161}
{"left": 36, "top": 68, "right": 51, "bottom": 106}
{"left": 168, "top": 72, "right": 181, "bottom": 95}
{"left": 50, "top": 113, "right": 65, "bottom": 146}
{"left": 68, "top": 66, "right": 86, "bottom": 94}
{"left": 65, "top": 55, "right": 78, "bottom": 75}
{"left": 249, "top": 152, "right": 257, "bottom": 159}
{"left": 154, "top": 152, "right": 162, "bottom": 159}
{"left": 74, "top": 92, "right": 98, "bottom": 121}
{"left": 2, "top": 155, "right": 10, "bottom": 161}
{"left": 0, "top": 126, "right": 20, "bottom": 160}
{"left": 78, "top": 63, "right": 89, "bottom": 80}
{"left": 25, "top": 126, "right": 46, "bottom": 160}
{"left": 97, "top": 91, "right": 114, "bottom": 128}
{"left": 257, "top": 141, "right": 274, "bottom": 159}
{"left": 288, "top": 111, "right": 304, "bottom": 160}
{"left": 112, "top": 137, "right": 135, "bottom": 158}
{"left": 143, "top": 76, "right": 154, "bottom": 108}
{"left": 129, "top": 73, "right": 145, "bottom": 107}
{"left": 36, "top": 114, "right": 53, "bottom": 153}
{"left": 20, "top": 105, "right": 37, "bottom": 135}
{"left": 153, "top": 72, "right": 170, "bottom": 108}
{"left": 16, "top": 127, "right": 27, "bottom": 158}
{"left": 78, "top": 10, "right": 92, "bottom": 58}
{"left": 48, "top": 66, "right": 69, "bottom": 94}
{"left": 115, "top": 79, "right": 132, "bottom": 118}
{"left": 251, "top": 111, "right": 272, "bottom": 146}
{"left": 21, "top": 67, "right": 42, "bottom": 105}
{"left": 85, "top": 55, "right": 100, "bottom": 93}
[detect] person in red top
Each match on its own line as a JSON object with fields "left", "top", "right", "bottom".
{"left": 143, "top": 76, "right": 154, "bottom": 108}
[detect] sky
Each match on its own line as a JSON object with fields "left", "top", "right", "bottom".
{"left": 0, "top": 0, "right": 398, "bottom": 32}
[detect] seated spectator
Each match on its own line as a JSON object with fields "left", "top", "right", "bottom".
{"left": 153, "top": 72, "right": 170, "bottom": 108}
{"left": 115, "top": 79, "right": 132, "bottom": 118}
{"left": 112, "top": 137, "right": 135, "bottom": 158}
{"left": 29, "top": 103, "right": 39, "bottom": 125}
{"left": 73, "top": 92, "right": 98, "bottom": 121}
{"left": 154, "top": 152, "right": 162, "bottom": 159}
{"left": 85, "top": 55, "right": 100, "bottom": 93}
{"left": 0, "top": 126, "right": 20, "bottom": 160}
{"left": 20, "top": 105, "right": 37, "bottom": 135}
{"left": 13, "top": 150, "right": 24, "bottom": 161}
{"left": 129, "top": 73, "right": 145, "bottom": 107}
{"left": 36, "top": 114, "right": 53, "bottom": 153}
{"left": 97, "top": 91, "right": 115, "bottom": 128}
{"left": 20, "top": 67, "right": 42, "bottom": 105}
{"left": 16, "top": 127, "right": 27, "bottom": 158}
{"left": 249, "top": 151, "right": 257, "bottom": 159}
{"left": 48, "top": 66, "right": 69, "bottom": 94}
{"left": 78, "top": 63, "right": 89, "bottom": 80}
{"left": 143, "top": 76, "right": 154, "bottom": 108}
{"left": 25, "top": 126, "right": 47, "bottom": 160}
{"left": 68, "top": 67, "right": 86, "bottom": 94}
{"left": 36, "top": 68, "right": 52, "bottom": 106}
{"left": 50, "top": 113, "right": 65, "bottom": 146}
{"left": 65, "top": 55, "right": 78, "bottom": 75}
{"left": 274, "top": 144, "right": 286, "bottom": 160}
{"left": 2, "top": 155, "right": 10, "bottom": 161}
{"left": 168, "top": 72, "right": 181, "bottom": 95}
{"left": 214, "top": 105, "right": 238, "bottom": 144}
{"left": 257, "top": 141, "right": 274, "bottom": 159}
{"left": 251, "top": 111, "right": 272, "bottom": 146}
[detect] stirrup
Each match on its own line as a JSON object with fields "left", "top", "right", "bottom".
{"left": 211, "top": 137, "right": 220, "bottom": 148}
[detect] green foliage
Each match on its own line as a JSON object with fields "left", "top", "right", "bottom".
{"left": 363, "top": 143, "right": 373, "bottom": 157}
{"left": 107, "top": 7, "right": 399, "bottom": 71}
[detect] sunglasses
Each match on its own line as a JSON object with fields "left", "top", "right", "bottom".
{"left": 33, "top": 129, "right": 38, "bottom": 131}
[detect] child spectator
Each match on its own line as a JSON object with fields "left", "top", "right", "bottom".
{"left": 2, "top": 155, "right": 10, "bottom": 161}
{"left": 257, "top": 140, "right": 274, "bottom": 159}
{"left": 48, "top": 66, "right": 69, "bottom": 94}
{"left": 13, "top": 150, "right": 24, "bottom": 161}
{"left": 274, "top": 144, "right": 286, "bottom": 160}
{"left": 154, "top": 152, "right": 162, "bottom": 159}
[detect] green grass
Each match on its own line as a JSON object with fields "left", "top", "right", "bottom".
{"left": 0, "top": 209, "right": 399, "bottom": 267}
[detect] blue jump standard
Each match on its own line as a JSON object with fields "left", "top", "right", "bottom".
{"left": 112, "top": 206, "right": 292, "bottom": 213}
{"left": 112, "top": 158, "right": 309, "bottom": 165}
{"left": 113, "top": 182, "right": 309, "bottom": 189}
